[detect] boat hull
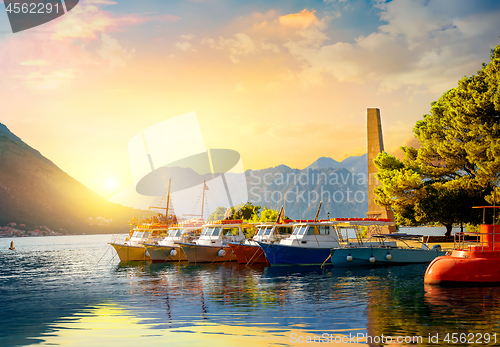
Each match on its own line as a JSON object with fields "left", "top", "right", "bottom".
{"left": 424, "top": 250, "right": 500, "bottom": 285}
{"left": 109, "top": 243, "right": 150, "bottom": 262}
{"left": 228, "top": 242, "right": 268, "bottom": 264}
{"left": 257, "top": 242, "right": 331, "bottom": 265}
{"left": 143, "top": 244, "right": 187, "bottom": 262}
{"left": 178, "top": 243, "right": 236, "bottom": 263}
{"left": 331, "top": 247, "right": 446, "bottom": 267}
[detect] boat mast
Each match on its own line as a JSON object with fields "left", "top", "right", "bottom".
{"left": 165, "top": 178, "right": 171, "bottom": 218}
{"left": 314, "top": 201, "right": 322, "bottom": 222}
{"left": 201, "top": 180, "right": 206, "bottom": 219}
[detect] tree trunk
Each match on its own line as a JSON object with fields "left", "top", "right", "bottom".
{"left": 444, "top": 223, "right": 453, "bottom": 239}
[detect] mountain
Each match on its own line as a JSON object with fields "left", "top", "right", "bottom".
{"left": 246, "top": 166, "right": 367, "bottom": 219}
{"left": 0, "top": 123, "right": 139, "bottom": 234}
{"left": 306, "top": 154, "right": 368, "bottom": 176}
{"left": 306, "top": 157, "right": 340, "bottom": 170}
{"left": 110, "top": 157, "right": 369, "bottom": 220}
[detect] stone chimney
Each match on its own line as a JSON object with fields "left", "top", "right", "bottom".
{"left": 367, "top": 108, "right": 396, "bottom": 234}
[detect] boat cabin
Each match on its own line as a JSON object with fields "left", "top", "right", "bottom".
{"left": 253, "top": 223, "right": 293, "bottom": 242}
{"left": 195, "top": 223, "right": 245, "bottom": 246}
{"left": 158, "top": 226, "right": 200, "bottom": 246}
{"left": 280, "top": 222, "right": 340, "bottom": 248}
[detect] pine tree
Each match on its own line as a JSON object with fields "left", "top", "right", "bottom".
{"left": 375, "top": 44, "right": 500, "bottom": 237}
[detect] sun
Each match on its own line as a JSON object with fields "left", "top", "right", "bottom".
{"left": 105, "top": 178, "right": 117, "bottom": 190}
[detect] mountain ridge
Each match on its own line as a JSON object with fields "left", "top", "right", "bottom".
{"left": 0, "top": 123, "right": 139, "bottom": 234}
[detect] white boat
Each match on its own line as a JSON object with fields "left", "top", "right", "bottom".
{"left": 110, "top": 178, "right": 177, "bottom": 262}
{"left": 177, "top": 222, "right": 246, "bottom": 263}
{"left": 109, "top": 225, "right": 170, "bottom": 262}
{"left": 143, "top": 225, "right": 202, "bottom": 262}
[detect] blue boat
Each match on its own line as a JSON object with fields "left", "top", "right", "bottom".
{"left": 257, "top": 220, "right": 398, "bottom": 266}
{"left": 256, "top": 221, "right": 346, "bottom": 265}
{"left": 257, "top": 241, "right": 333, "bottom": 265}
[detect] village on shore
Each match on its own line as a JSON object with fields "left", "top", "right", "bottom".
{"left": 0, "top": 222, "right": 67, "bottom": 237}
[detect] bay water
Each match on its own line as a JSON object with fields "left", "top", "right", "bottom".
{"left": 1, "top": 235, "right": 499, "bottom": 346}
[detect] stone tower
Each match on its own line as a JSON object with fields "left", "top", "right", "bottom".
{"left": 366, "top": 108, "right": 396, "bottom": 233}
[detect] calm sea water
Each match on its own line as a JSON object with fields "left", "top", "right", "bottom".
{"left": 1, "top": 235, "right": 500, "bottom": 347}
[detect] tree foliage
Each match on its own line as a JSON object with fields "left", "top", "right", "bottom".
{"left": 207, "top": 202, "right": 284, "bottom": 223}
{"left": 375, "top": 44, "right": 500, "bottom": 237}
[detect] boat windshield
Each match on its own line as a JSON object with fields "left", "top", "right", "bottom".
{"left": 292, "top": 225, "right": 308, "bottom": 235}
{"left": 132, "top": 231, "right": 150, "bottom": 238}
{"left": 132, "top": 231, "right": 143, "bottom": 238}
{"left": 256, "top": 228, "right": 266, "bottom": 236}
{"left": 168, "top": 229, "right": 182, "bottom": 237}
{"left": 264, "top": 226, "right": 273, "bottom": 236}
{"left": 305, "top": 225, "right": 329, "bottom": 235}
{"left": 201, "top": 227, "right": 221, "bottom": 237}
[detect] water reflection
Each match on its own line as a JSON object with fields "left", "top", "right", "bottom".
{"left": 3, "top": 236, "right": 500, "bottom": 346}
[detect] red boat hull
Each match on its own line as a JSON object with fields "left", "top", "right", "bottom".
{"left": 425, "top": 224, "right": 500, "bottom": 285}
{"left": 425, "top": 250, "right": 500, "bottom": 284}
{"left": 228, "top": 243, "right": 269, "bottom": 264}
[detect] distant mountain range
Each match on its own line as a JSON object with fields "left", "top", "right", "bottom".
{"left": 306, "top": 154, "right": 368, "bottom": 176}
{"left": 246, "top": 156, "right": 368, "bottom": 219}
{"left": 0, "top": 123, "right": 139, "bottom": 234}
{"left": 110, "top": 154, "right": 369, "bottom": 220}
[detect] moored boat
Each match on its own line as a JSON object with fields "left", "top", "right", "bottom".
{"left": 425, "top": 206, "right": 500, "bottom": 285}
{"left": 143, "top": 222, "right": 203, "bottom": 262}
{"left": 258, "top": 219, "right": 400, "bottom": 266}
{"left": 228, "top": 222, "right": 293, "bottom": 265}
{"left": 109, "top": 178, "right": 178, "bottom": 262}
{"left": 257, "top": 220, "right": 342, "bottom": 265}
{"left": 109, "top": 224, "right": 171, "bottom": 262}
{"left": 177, "top": 221, "right": 246, "bottom": 263}
{"left": 331, "top": 233, "right": 446, "bottom": 267}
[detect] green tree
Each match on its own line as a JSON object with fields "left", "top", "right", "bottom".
{"left": 228, "top": 202, "right": 261, "bottom": 221}
{"left": 207, "top": 202, "right": 262, "bottom": 222}
{"left": 207, "top": 206, "right": 227, "bottom": 221}
{"left": 375, "top": 44, "right": 500, "bottom": 238}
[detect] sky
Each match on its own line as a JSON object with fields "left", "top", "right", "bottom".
{"left": 1, "top": 0, "right": 500, "bottom": 198}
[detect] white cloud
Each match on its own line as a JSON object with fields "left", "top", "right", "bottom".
{"left": 175, "top": 41, "right": 196, "bottom": 51}
{"left": 284, "top": 0, "right": 500, "bottom": 94}
{"left": 207, "top": 32, "right": 279, "bottom": 64}
{"left": 98, "top": 33, "right": 134, "bottom": 70}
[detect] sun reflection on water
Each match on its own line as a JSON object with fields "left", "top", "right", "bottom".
{"left": 39, "top": 303, "right": 367, "bottom": 347}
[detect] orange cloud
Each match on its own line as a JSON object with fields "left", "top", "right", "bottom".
{"left": 50, "top": 1, "right": 180, "bottom": 41}
{"left": 389, "top": 137, "right": 420, "bottom": 160}
{"left": 279, "top": 9, "right": 318, "bottom": 29}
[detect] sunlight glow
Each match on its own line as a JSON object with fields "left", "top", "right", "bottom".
{"left": 106, "top": 178, "right": 117, "bottom": 190}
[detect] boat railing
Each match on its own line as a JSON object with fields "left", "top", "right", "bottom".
{"left": 453, "top": 231, "right": 500, "bottom": 251}
{"left": 110, "top": 234, "right": 130, "bottom": 245}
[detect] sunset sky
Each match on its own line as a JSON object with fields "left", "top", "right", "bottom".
{"left": 1, "top": 0, "right": 499, "bottom": 198}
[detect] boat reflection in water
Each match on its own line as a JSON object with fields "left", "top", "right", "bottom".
{"left": 111, "top": 261, "right": 500, "bottom": 347}
{"left": 4, "top": 235, "right": 500, "bottom": 347}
